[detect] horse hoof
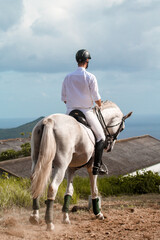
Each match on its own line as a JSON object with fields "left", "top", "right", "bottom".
{"left": 47, "top": 223, "right": 55, "bottom": 231}
{"left": 62, "top": 213, "right": 71, "bottom": 224}
{"left": 63, "top": 218, "right": 71, "bottom": 224}
{"left": 96, "top": 212, "right": 104, "bottom": 220}
{"left": 29, "top": 214, "right": 40, "bottom": 225}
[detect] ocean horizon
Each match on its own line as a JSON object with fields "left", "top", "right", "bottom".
{"left": 0, "top": 114, "right": 160, "bottom": 140}
{"left": 0, "top": 117, "right": 36, "bottom": 129}
{"left": 120, "top": 114, "right": 160, "bottom": 140}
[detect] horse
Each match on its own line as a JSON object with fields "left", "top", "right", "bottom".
{"left": 29, "top": 100, "right": 132, "bottom": 231}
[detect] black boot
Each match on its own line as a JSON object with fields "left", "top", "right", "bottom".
{"left": 93, "top": 140, "right": 108, "bottom": 175}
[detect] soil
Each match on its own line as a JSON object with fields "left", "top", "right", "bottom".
{"left": 0, "top": 194, "right": 160, "bottom": 240}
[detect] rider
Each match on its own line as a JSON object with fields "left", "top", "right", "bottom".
{"left": 61, "top": 49, "right": 107, "bottom": 175}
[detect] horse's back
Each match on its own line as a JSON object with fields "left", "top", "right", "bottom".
{"left": 32, "top": 113, "right": 95, "bottom": 167}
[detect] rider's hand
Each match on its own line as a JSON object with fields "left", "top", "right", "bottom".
{"left": 95, "top": 104, "right": 102, "bottom": 111}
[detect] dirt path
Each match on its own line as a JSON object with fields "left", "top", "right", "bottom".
{"left": 0, "top": 194, "right": 160, "bottom": 240}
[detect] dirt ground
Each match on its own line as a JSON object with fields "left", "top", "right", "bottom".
{"left": 0, "top": 194, "right": 160, "bottom": 240}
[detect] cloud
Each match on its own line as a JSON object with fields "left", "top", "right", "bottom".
{"left": 0, "top": 0, "right": 160, "bottom": 74}
{"left": 0, "top": 0, "right": 23, "bottom": 31}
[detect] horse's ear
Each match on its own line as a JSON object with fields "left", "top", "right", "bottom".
{"left": 123, "top": 111, "right": 133, "bottom": 120}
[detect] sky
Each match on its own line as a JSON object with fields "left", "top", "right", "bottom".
{"left": 0, "top": 0, "right": 160, "bottom": 119}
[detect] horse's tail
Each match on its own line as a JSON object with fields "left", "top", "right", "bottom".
{"left": 31, "top": 117, "right": 56, "bottom": 199}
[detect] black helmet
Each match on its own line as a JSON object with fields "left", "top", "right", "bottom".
{"left": 75, "top": 49, "right": 91, "bottom": 63}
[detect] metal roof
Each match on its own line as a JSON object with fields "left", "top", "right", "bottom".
{"left": 103, "top": 135, "right": 160, "bottom": 176}
{"left": 0, "top": 135, "right": 160, "bottom": 178}
{"left": 0, "top": 157, "right": 31, "bottom": 178}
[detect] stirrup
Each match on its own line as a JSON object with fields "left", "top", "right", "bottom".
{"left": 93, "top": 163, "right": 108, "bottom": 175}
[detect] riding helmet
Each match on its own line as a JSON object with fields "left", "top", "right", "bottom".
{"left": 75, "top": 49, "right": 91, "bottom": 63}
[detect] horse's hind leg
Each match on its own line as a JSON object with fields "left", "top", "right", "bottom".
{"left": 62, "top": 167, "right": 76, "bottom": 224}
{"left": 29, "top": 198, "right": 40, "bottom": 225}
{"left": 30, "top": 123, "right": 43, "bottom": 225}
{"left": 45, "top": 165, "right": 68, "bottom": 231}
{"left": 87, "top": 166, "right": 104, "bottom": 220}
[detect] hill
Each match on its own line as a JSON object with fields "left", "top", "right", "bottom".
{"left": 0, "top": 117, "right": 44, "bottom": 140}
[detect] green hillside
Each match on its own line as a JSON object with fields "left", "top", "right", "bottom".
{"left": 0, "top": 117, "right": 44, "bottom": 140}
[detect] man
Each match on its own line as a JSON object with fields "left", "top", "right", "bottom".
{"left": 61, "top": 49, "right": 107, "bottom": 175}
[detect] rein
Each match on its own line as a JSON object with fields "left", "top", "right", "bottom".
{"left": 94, "top": 107, "right": 125, "bottom": 142}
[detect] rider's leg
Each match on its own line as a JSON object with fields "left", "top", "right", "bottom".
{"left": 92, "top": 139, "right": 106, "bottom": 175}
{"left": 83, "top": 109, "right": 105, "bottom": 142}
{"left": 82, "top": 109, "right": 107, "bottom": 175}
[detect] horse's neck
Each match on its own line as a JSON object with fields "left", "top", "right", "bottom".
{"left": 102, "top": 106, "right": 123, "bottom": 126}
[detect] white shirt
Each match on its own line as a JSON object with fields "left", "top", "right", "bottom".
{"left": 61, "top": 67, "right": 101, "bottom": 109}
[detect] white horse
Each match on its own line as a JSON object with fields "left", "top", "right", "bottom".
{"left": 29, "top": 100, "right": 132, "bottom": 231}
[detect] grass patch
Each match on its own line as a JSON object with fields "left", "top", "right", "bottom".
{"left": 0, "top": 171, "right": 160, "bottom": 209}
{"left": 0, "top": 174, "right": 78, "bottom": 209}
{"left": 0, "top": 177, "right": 31, "bottom": 208}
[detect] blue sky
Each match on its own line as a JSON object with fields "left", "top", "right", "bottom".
{"left": 0, "top": 0, "right": 160, "bottom": 119}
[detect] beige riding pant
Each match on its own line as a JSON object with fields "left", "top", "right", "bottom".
{"left": 67, "top": 108, "right": 105, "bottom": 142}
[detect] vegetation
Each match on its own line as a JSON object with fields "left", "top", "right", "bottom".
{"left": 0, "top": 174, "right": 75, "bottom": 209}
{"left": 0, "top": 171, "right": 160, "bottom": 209}
{"left": 98, "top": 171, "right": 160, "bottom": 195}
{"left": 0, "top": 143, "right": 31, "bottom": 161}
{"left": 73, "top": 171, "right": 160, "bottom": 198}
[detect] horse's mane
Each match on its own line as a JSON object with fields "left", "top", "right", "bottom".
{"left": 101, "top": 100, "right": 119, "bottom": 110}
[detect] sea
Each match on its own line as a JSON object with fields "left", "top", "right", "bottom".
{"left": 0, "top": 118, "right": 36, "bottom": 129}
{"left": 0, "top": 114, "right": 160, "bottom": 140}
{"left": 119, "top": 114, "right": 160, "bottom": 140}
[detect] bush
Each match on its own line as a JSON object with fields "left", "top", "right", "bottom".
{"left": 121, "top": 171, "right": 160, "bottom": 194}
{"left": 98, "top": 171, "right": 160, "bottom": 196}
{"left": 0, "top": 142, "right": 31, "bottom": 161}
{"left": 0, "top": 149, "right": 20, "bottom": 161}
{"left": 20, "top": 143, "right": 31, "bottom": 157}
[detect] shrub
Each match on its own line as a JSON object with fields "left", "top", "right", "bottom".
{"left": 98, "top": 171, "right": 160, "bottom": 196}
{"left": 122, "top": 171, "right": 160, "bottom": 194}
{"left": 20, "top": 143, "right": 31, "bottom": 157}
{"left": 0, "top": 142, "right": 31, "bottom": 161}
{"left": 0, "top": 149, "right": 20, "bottom": 161}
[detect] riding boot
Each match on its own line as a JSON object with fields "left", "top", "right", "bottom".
{"left": 93, "top": 140, "right": 108, "bottom": 175}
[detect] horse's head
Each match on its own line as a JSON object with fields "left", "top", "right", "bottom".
{"left": 98, "top": 100, "right": 132, "bottom": 151}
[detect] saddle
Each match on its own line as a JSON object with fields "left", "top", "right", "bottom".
{"left": 69, "top": 110, "right": 90, "bottom": 128}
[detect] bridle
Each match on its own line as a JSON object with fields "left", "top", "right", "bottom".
{"left": 94, "top": 107, "right": 126, "bottom": 152}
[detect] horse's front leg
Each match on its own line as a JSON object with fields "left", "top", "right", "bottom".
{"left": 62, "top": 167, "right": 76, "bottom": 224}
{"left": 87, "top": 165, "right": 104, "bottom": 220}
{"left": 29, "top": 198, "right": 40, "bottom": 225}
